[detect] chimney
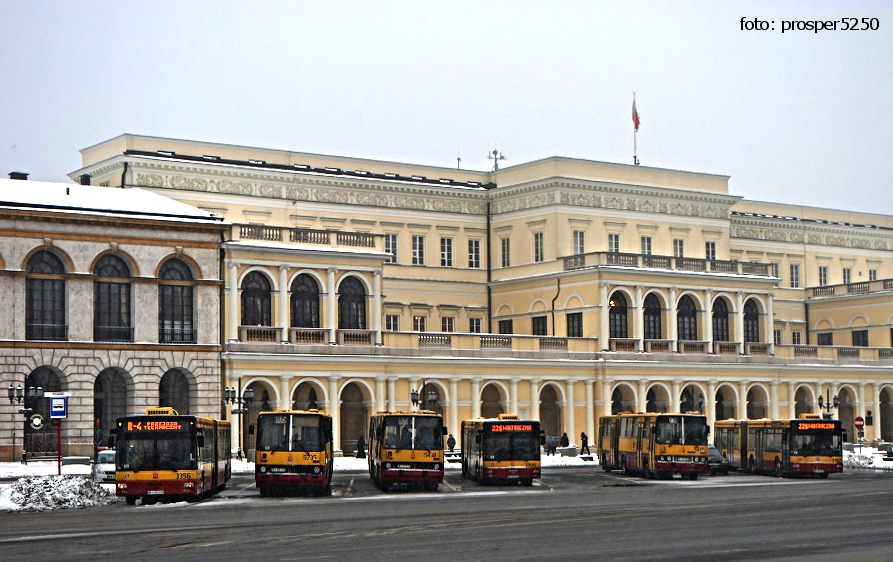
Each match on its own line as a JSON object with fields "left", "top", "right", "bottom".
{"left": 80, "top": 174, "right": 91, "bottom": 185}
{"left": 8, "top": 172, "right": 28, "bottom": 180}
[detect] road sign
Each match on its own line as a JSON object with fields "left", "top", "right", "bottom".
{"left": 49, "top": 396, "right": 67, "bottom": 419}
{"left": 854, "top": 416, "right": 865, "bottom": 429}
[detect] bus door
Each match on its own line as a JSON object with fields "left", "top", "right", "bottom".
{"left": 750, "top": 428, "right": 761, "bottom": 473}
{"left": 640, "top": 419, "right": 652, "bottom": 471}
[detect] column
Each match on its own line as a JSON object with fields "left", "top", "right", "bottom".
{"left": 471, "top": 378, "right": 481, "bottom": 419}
{"left": 228, "top": 262, "right": 239, "bottom": 341}
{"left": 735, "top": 292, "right": 745, "bottom": 354}
{"left": 565, "top": 380, "right": 576, "bottom": 446}
{"left": 530, "top": 379, "right": 540, "bottom": 421}
{"left": 327, "top": 268, "right": 337, "bottom": 344}
{"left": 814, "top": 382, "right": 823, "bottom": 416}
{"left": 600, "top": 283, "right": 610, "bottom": 351}
{"left": 279, "top": 266, "right": 289, "bottom": 343}
{"left": 707, "top": 380, "right": 716, "bottom": 429}
{"left": 328, "top": 376, "right": 340, "bottom": 453}
{"left": 602, "top": 379, "right": 613, "bottom": 418}
{"left": 449, "top": 378, "right": 459, "bottom": 437}
{"left": 766, "top": 293, "right": 775, "bottom": 355}
{"left": 788, "top": 382, "right": 796, "bottom": 418}
{"left": 387, "top": 377, "right": 397, "bottom": 412}
{"left": 375, "top": 377, "right": 386, "bottom": 413}
{"left": 739, "top": 381, "right": 748, "bottom": 419}
{"left": 635, "top": 286, "right": 644, "bottom": 351}
{"left": 705, "top": 290, "right": 713, "bottom": 352}
{"left": 637, "top": 380, "right": 647, "bottom": 414}
{"left": 373, "top": 270, "right": 383, "bottom": 345}
{"left": 770, "top": 381, "right": 779, "bottom": 419}
{"left": 280, "top": 376, "right": 292, "bottom": 410}
{"left": 858, "top": 383, "right": 867, "bottom": 439}
{"left": 872, "top": 383, "right": 881, "bottom": 441}
{"left": 585, "top": 380, "right": 595, "bottom": 444}
{"left": 672, "top": 380, "right": 681, "bottom": 413}
{"left": 669, "top": 287, "right": 678, "bottom": 351}
{"left": 510, "top": 378, "right": 519, "bottom": 415}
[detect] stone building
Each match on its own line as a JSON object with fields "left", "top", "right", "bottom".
{"left": 0, "top": 176, "right": 225, "bottom": 459}
{"left": 70, "top": 134, "right": 893, "bottom": 455}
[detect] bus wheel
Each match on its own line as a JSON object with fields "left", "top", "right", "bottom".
{"left": 521, "top": 478, "right": 533, "bottom": 486}
{"left": 259, "top": 486, "right": 268, "bottom": 498}
{"left": 774, "top": 459, "right": 783, "bottom": 478}
{"left": 687, "top": 472, "right": 699, "bottom": 480}
{"left": 125, "top": 496, "right": 137, "bottom": 505}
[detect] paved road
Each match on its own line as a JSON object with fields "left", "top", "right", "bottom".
{"left": 2, "top": 467, "right": 892, "bottom": 561}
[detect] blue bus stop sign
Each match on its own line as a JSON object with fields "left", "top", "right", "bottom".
{"left": 49, "top": 396, "right": 67, "bottom": 419}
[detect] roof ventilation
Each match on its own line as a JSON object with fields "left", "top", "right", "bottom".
{"left": 8, "top": 171, "right": 28, "bottom": 180}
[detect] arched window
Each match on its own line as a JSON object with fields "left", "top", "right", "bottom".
{"left": 241, "top": 272, "right": 272, "bottom": 326}
{"left": 744, "top": 299, "right": 760, "bottom": 343}
{"left": 338, "top": 277, "right": 366, "bottom": 330}
{"left": 290, "top": 274, "right": 320, "bottom": 328}
{"left": 158, "top": 258, "right": 195, "bottom": 343}
{"left": 643, "top": 294, "right": 662, "bottom": 340}
{"left": 712, "top": 299, "right": 730, "bottom": 342}
{"left": 609, "top": 292, "right": 628, "bottom": 339}
{"left": 93, "top": 255, "right": 132, "bottom": 342}
{"left": 677, "top": 295, "right": 698, "bottom": 341}
{"left": 26, "top": 250, "right": 67, "bottom": 340}
{"left": 159, "top": 369, "right": 190, "bottom": 415}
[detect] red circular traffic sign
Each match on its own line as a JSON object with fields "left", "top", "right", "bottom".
{"left": 854, "top": 416, "right": 865, "bottom": 429}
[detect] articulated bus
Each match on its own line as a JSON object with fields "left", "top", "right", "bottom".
{"left": 368, "top": 411, "right": 447, "bottom": 491}
{"left": 597, "top": 415, "right": 620, "bottom": 472}
{"left": 600, "top": 412, "right": 709, "bottom": 479}
{"left": 714, "top": 416, "right": 843, "bottom": 477}
{"left": 461, "top": 414, "right": 542, "bottom": 486}
{"left": 115, "top": 408, "right": 231, "bottom": 505}
{"left": 254, "top": 410, "right": 334, "bottom": 496}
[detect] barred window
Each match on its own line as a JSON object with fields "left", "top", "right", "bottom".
{"left": 290, "top": 274, "right": 320, "bottom": 328}
{"left": 677, "top": 295, "right": 698, "bottom": 341}
{"left": 159, "top": 258, "right": 195, "bottom": 343}
{"left": 712, "top": 299, "right": 730, "bottom": 342}
{"left": 644, "top": 294, "right": 662, "bottom": 340}
{"left": 609, "top": 292, "right": 628, "bottom": 339}
{"left": 26, "top": 250, "right": 67, "bottom": 341}
{"left": 338, "top": 276, "right": 366, "bottom": 329}
{"left": 744, "top": 299, "right": 760, "bottom": 343}
{"left": 93, "top": 255, "right": 132, "bottom": 342}
{"left": 241, "top": 272, "right": 272, "bottom": 326}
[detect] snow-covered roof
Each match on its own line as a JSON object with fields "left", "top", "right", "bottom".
{"left": 0, "top": 178, "right": 223, "bottom": 223}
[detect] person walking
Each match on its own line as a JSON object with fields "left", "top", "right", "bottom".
{"left": 580, "top": 432, "right": 590, "bottom": 455}
{"left": 447, "top": 434, "right": 456, "bottom": 453}
{"left": 546, "top": 435, "right": 556, "bottom": 456}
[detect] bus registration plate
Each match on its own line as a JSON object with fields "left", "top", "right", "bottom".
{"left": 147, "top": 490, "right": 165, "bottom": 495}
{"left": 507, "top": 475, "right": 519, "bottom": 479}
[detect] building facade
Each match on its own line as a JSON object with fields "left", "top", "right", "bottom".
{"left": 0, "top": 177, "right": 225, "bottom": 459}
{"left": 70, "top": 135, "right": 893, "bottom": 455}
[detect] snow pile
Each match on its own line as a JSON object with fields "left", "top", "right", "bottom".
{"left": 0, "top": 475, "right": 117, "bottom": 512}
{"left": 844, "top": 453, "right": 875, "bottom": 469}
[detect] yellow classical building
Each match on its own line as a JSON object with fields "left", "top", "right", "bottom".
{"left": 71, "top": 134, "right": 893, "bottom": 454}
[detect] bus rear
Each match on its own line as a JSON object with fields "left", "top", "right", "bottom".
{"left": 254, "top": 410, "right": 334, "bottom": 496}
{"left": 369, "top": 412, "right": 446, "bottom": 491}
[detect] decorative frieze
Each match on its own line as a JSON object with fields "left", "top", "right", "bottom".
{"left": 731, "top": 225, "right": 889, "bottom": 251}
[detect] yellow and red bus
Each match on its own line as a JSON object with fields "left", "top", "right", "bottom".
{"left": 714, "top": 416, "right": 843, "bottom": 477}
{"left": 254, "top": 410, "right": 334, "bottom": 496}
{"left": 597, "top": 414, "right": 620, "bottom": 472}
{"left": 461, "top": 414, "right": 542, "bottom": 486}
{"left": 600, "top": 412, "right": 709, "bottom": 479}
{"left": 115, "top": 408, "right": 230, "bottom": 505}
{"left": 368, "top": 411, "right": 446, "bottom": 491}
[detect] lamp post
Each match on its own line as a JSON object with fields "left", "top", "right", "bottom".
{"left": 8, "top": 383, "right": 43, "bottom": 463}
{"left": 225, "top": 383, "right": 254, "bottom": 460}
{"left": 817, "top": 389, "right": 839, "bottom": 420}
{"left": 410, "top": 382, "right": 437, "bottom": 412}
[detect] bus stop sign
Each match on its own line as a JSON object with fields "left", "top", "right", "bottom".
{"left": 49, "top": 396, "right": 67, "bottom": 419}
{"left": 854, "top": 416, "right": 865, "bottom": 430}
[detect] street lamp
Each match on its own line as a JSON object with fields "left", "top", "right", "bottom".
{"left": 8, "top": 383, "right": 43, "bottom": 463}
{"left": 410, "top": 382, "right": 437, "bottom": 412}
{"left": 225, "top": 383, "right": 254, "bottom": 460}
{"left": 817, "top": 389, "right": 839, "bottom": 420}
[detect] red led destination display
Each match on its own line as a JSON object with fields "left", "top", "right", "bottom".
{"left": 489, "top": 424, "right": 534, "bottom": 432}
{"left": 796, "top": 422, "right": 836, "bottom": 430}
{"left": 126, "top": 420, "right": 184, "bottom": 432}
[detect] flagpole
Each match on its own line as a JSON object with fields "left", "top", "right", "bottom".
{"left": 633, "top": 92, "right": 637, "bottom": 166}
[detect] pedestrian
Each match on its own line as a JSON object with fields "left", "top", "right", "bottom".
{"left": 560, "top": 432, "right": 569, "bottom": 448}
{"left": 447, "top": 433, "right": 456, "bottom": 453}
{"left": 547, "top": 435, "right": 556, "bottom": 456}
{"left": 580, "top": 432, "right": 590, "bottom": 455}
{"left": 356, "top": 435, "right": 366, "bottom": 459}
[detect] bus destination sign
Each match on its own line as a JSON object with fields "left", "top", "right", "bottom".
{"left": 127, "top": 420, "right": 183, "bottom": 432}
{"left": 797, "top": 422, "right": 835, "bottom": 430}
{"left": 490, "top": 424, "right": 533, "bottom": 432}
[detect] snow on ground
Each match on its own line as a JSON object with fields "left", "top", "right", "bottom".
{"left": 0, "top": 475, "right": 116, "bottom": 512}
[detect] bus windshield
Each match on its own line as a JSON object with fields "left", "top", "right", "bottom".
{"left": 383, "top": 416, "right": 443, "bottom": 450}
{"left": 256, "top": 414, "right": 323, "bottom": 452}
{"left": 791, "top": 431, "right": 840, "bottom": 457}
{"left": 484, "top": 431, "right": 539, "bottom": 461}
{"left": 117, "top": 435, "right": 195, "bottom": 471}
{"left": 654, "top": 416, "right": 707, "bottom": 446}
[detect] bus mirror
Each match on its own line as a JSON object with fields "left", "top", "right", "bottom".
{"left": 197, "top": 434, "right": 205, "bottom": 448}
{"left": 442, "top": 426, "right": 448, "bottom": 436}
{"left": 108, "top": 435, "right": 115, "bottom": 448}
{"left": 706, "top": 426, "right": 711, "bottom": 436}
{"left": 248, "top": 424, "right": 255, "bottom": 436}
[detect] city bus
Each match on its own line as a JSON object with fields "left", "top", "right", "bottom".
{"left": 461, "top": 414, "right": 542, "bottom": 486}
{"left": 714, "top": 415, "right": 843, "bottom": 477}
{"left": 600, "top": 412, "right": 709, "bottom": 479}
{"left": 597, "top": 414, "right": 620, "bottom": 472}
{"left": 368, "top": 411, "right": 446, "bottom": 491}
{"left": 254, "top": 410, "right": 334, "bottom": 496}
{"left": 115, "top": 408, "right": 231, "bottom": 505}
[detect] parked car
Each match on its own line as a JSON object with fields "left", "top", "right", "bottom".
{"left": 92, "top": 449, "right": 116, "bottom": 483}
{"left": 707, "top": 445, "right": 730, "bottom": 476}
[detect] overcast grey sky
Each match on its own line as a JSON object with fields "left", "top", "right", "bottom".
{"left": 1, "top": 1, "right": 891, "bottom": 215}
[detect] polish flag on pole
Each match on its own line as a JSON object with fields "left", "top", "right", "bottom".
{"left": 632, "top": 94, "right": 640, "bottom": 132}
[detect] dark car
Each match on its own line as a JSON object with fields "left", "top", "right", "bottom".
{"left": 707, "top": 445, "right": 730, "bottom": 476}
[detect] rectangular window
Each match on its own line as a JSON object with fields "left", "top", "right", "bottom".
{"left": 532, "top": 316, "right": 548, "bottom": 336}
{"left": 573, "top": 231, "right": 586, "bottom": 255}
{"left": 817, "top": 332, "right": 833, "bottom": 346}
{"left": 384, "top": 233, "right": 398, "bottom": 264}
{"left": 533, "top": 232, "right": 544, "bottom": 263}
{"left": 468, "top": 239, "right": 481, "bottom": 269}
{"left": 440, "top": 237, "right": 453, "bottom": 267}
{"left": 819, "top": 265, "right": 828, "bottom": 286}
{"left": 412, "top": 235, "right": 425, "bottom": 266}
{"left": 640, "top": 236, "right": 652, "bottom": 255}
{"left": 770, "top": 263, "right": 779, "bottom": 278}
{"left": 790, "top": 264, "right": 800, "bottom": 288}
{"left": 385, "top": 314, "right": 399, "bottom": 331}
{"left": 673, "top": 239, "right": 684, "bottom": 258}
{"left": 608, "top": 233, "right": 620, "bottom": 254}
{"left": 870, "top": 269, "right": 878, "bottom": 282}
{"left": 441, "top": 317, "right": 455, "bottom": 333}
{"left": 566, "top": 312, "right": 583, "bottom": 338}
{"left": 852, "top": 329, "right": 869, "bottom": 347}
{"left": 413, "top": 315, "right": 427, "bottom": 332}
{"left": 842, "top": 267, "right": 851, "bottom": 285}
{"left": 705, "top": 241, "right": 716, "bottom": 261}
{"left": 501, "top": 237, "right": 511, "bottom": 268}
{"left": 469, "top": 318, "right": 482, "bottom": 333}
{"left": 498, "top": 319, "right": 513, "bottom": 335}
{"left": 774, "top": 329, "right": 783, "bottom": 345}
{"left": 792, "top": 331, "right": 802, "bottom": 345}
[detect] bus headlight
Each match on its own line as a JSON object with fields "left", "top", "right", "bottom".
{"left": 260, "top": 466, "right": 267, "bottom": 473}
{"left": 434, "top": 464, "right": 439, "bottom": 470}
{"left": 385, "top": 463, "right": 391, "bottom": 470}
{"left": 313, "top": 466, "right": 320, "bottom": 474}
